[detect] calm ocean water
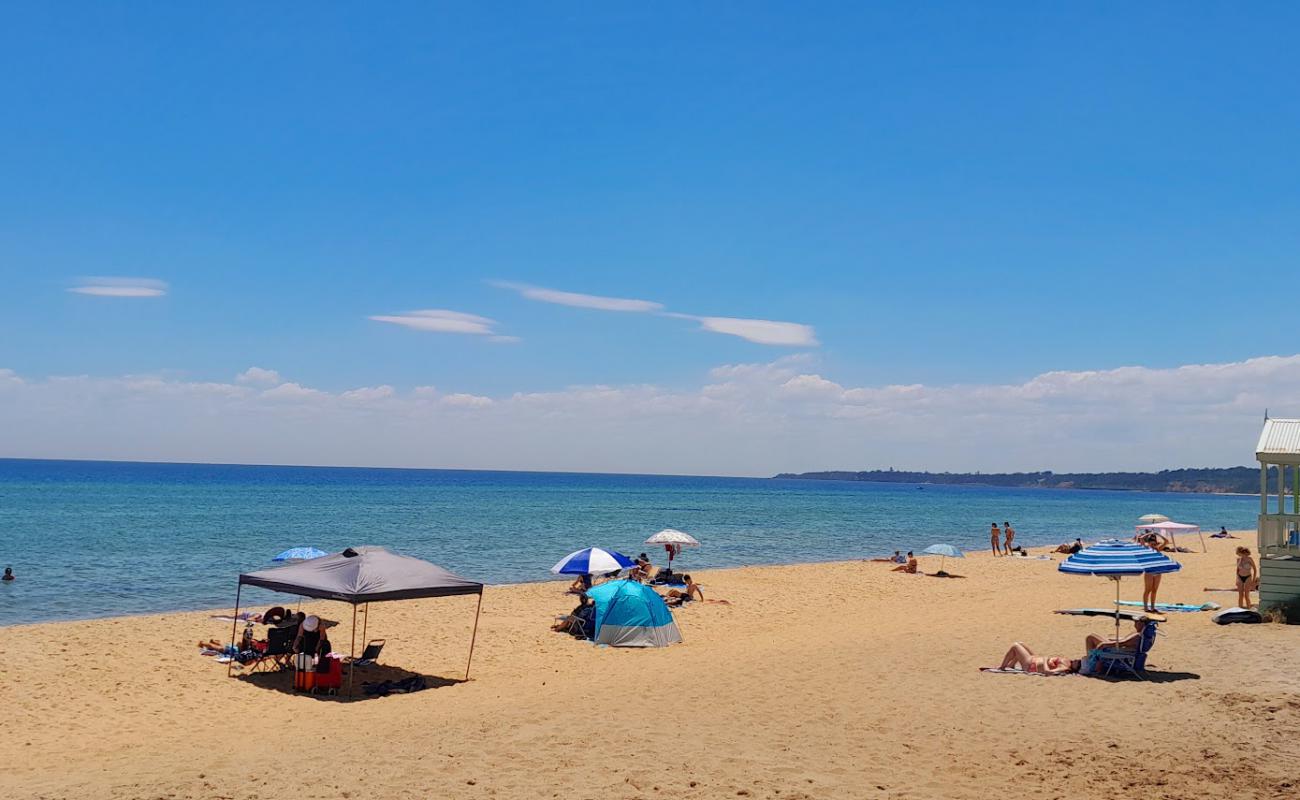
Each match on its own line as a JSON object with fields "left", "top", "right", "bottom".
{"left": 0, "top": 459, "right": 1260, "bottom": 626}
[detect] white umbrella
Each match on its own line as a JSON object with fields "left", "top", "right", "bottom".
{"left": 644, "top": 529, "right": 700, "bottom": 569}
{"left": 1138, "top": 514, "right": 1170, "bottom": 524}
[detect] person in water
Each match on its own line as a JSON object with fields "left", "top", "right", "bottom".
{"left": 1235, "top": 546, "right": 1258, "bottom": 609}
{"left": 2, "top": 566, "right": 13, "bottom": 581}
{"left": 994, "top": 642, "right": 1079, "bottom": 674}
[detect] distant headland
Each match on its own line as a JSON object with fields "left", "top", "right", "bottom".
{"left": 773, "top": 467, "right": 1263, "bottom": 494}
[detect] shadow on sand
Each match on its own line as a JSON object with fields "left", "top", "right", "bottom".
{"left": 1092, "top": 670, "right": 1201, "bottom": 684}
{"left": 234, "top": 663, "right": 465, "bottom": 701}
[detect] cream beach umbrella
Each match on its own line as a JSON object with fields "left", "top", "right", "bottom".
{"left": 1138, "top": 514, "right": 1170, "bottom": 524}
{"left": 644, "top": 528, "right": 700, "bottom": 569}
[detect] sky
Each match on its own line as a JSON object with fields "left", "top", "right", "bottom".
{"left": 2, "top": 3, "right": 1299, "bottom": 476}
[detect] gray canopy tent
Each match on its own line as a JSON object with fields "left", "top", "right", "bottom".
{"left": 228, "top": 546, "right": 484, "bottom": 694}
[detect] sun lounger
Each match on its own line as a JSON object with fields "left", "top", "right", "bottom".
{"left": 247, "top": 625, "right": 295, "bottom": 673}
{"left": 348, "top": 639, "right": 386, "bottom": 666}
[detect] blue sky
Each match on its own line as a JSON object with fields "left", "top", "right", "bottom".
{"left": 2, "top": 4, "right": 1299, "bottom": 473}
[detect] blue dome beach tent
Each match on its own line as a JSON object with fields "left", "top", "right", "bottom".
{"left": 1059, "top": 539, "right": 1181, "bottom": 639}
{"left": 584, "top": 579, "right": 682, "bottom": 647}
{"left": 551, "top": 547, "right": 635, "bottom": 576}
{"left": 921, "top": 543, "right": 963, "bottom": 576}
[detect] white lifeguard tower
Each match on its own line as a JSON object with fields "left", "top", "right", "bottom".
{"left": 1255, "top": 418, "right": 1300, "bottom": 610}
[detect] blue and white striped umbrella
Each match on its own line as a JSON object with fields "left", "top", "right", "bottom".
{"left": 1059, "top": 539, "right": 1180, "bottom": 639}
{"left": 550, "top": 547, "right": 635, "bottom": 576}
{"left": 272, "top": 546, "right": 329, "bottom": 563}
{"left": 1058, "top": 539, "right": 1181, "bottom": 576}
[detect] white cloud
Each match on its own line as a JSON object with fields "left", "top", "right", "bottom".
{"left": 668, "top": 313, "right": 819, "bottom": 347}
{"left": 490, "top": 281, "right": 663, "bottom": 312}
{"left": 369, "top": 309, "right": 508, "bottom": 338}
{"left": 236, "top": 367, "right": 282, "bottom": 386}
{"left": 0, "top": 353, "right": 1293, "bottom": 475}
{"left": 67, "top": 277, "right": 168, "bottom": 298}
{"left": 261, "top": 382, "right": 325, "bottom": 401}
{"left": 440, "top": 393, "right": 494, "bottom": 408}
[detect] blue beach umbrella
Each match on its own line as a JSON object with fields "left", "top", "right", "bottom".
{"left": 921, "top": 543, "right": 964, "bottom": 575}
{"left": 272, "top": 546, "right": 329, "bottom": 563}
{"left": 585, "top": 580, "right": 682, "bottom": 647}
{"left": 1059, "top": 539, "right": 1181, "bottom": 637}
{"left": 550, "top": 547, "right": 635, "bottom": 576}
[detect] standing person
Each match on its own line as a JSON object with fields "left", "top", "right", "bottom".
{"left": 1235, "top": 546, "right": 1258, "bottom": 609}
{"left": 990, "top": 523, "right": 1003, "bottom": 556}
{"left": 1003, "top": 522, "right": 1015, "bottom": 554}
{"left": 1140, "top": 536, "right": 1165, "bottom": 612}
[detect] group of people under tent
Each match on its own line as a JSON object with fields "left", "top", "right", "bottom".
{"left": 201, "top": 606, "right": 335, "bottom": 667}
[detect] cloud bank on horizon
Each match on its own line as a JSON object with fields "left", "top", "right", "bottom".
{"left": 0, "top": 353, "right": 1288, "bottom": 476}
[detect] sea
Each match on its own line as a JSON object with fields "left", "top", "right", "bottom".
{"left": 0, "top": 458, "right": 1261, "bottom": 626}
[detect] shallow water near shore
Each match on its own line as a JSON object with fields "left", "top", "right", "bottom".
{"left": 0, "top": 458, "right": 1259, "bottom": 625}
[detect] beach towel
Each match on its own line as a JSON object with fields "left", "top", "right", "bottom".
{"left": 1117, "top": 600, "right": 1219, "bottom": 612}
{"left": 978, "top": 667, "right": 1073, "bottom": 677}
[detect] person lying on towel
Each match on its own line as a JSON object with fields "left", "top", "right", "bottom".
{"left": 994, "top": 642, "right": 1080, "bottom": 675}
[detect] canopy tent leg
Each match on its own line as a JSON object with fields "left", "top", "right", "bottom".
{"left": 361, "top": 602, "right": 369, "bottom": 645}
{"left": 464, "top": 591, "right": 484, "bottom": 681}
{"left": 348, "top": 603, "right": 358, "bottom": 698}
{"left": 227, "top": 583, "right": 243, "bottom": 678}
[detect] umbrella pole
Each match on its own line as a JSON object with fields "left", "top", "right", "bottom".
{"left": 1115, "top": 578, "right": 1122, "bottom": 641}
{"left": 348, "top": 603, "right": 357, "bottom": 698}
{"left": 464, "top": 591, "right": 484, "bottom": 681}
{"left": 227, "top": 583, "right": 242, "bottom": 678}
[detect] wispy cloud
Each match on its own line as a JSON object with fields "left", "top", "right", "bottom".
{"left": 489, "top": 281, "right": 663, "bottom": 313}
{"left": 667, "top": 313, "right": 819, "bottom": 347}
{"left": 68, "top": 277, "right": 168, "bottom": 298}
{"left": 369, "top": 309, "right": 513, "bottom": 340}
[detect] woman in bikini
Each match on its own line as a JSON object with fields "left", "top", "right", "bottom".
{"left": 1140, "top": 534, "right": 1166, "bottom": 612}
{"left": 995, "top": 642, "right": 1079, "bottom": 674}
{"left": 990, "top": 523, "right": 1003, "bottom": 556}
{"left": 890, "top": 551, "right": 918, "bottom": 573}
{"left": 1235, "top": 546, "right": 1257, "bottom": 609}
{"left": 1003, "top": 522, "right": 1015, "bottom": 554}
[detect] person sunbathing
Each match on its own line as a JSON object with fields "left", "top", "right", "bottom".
{"left": 995, "top": 642, "right": 1079, "bottom": 674}
{"left": 663, "top": 575, "right": 704, "bottom": 606}
{"left": 891, "top": 552, "right": 918, "bottom": 573}
{"left": 1085, "top": 618, "right": 1148, "bottom": 653}
{"left": 629, "top": 553, "right": 654, "bottom": 582}
{"left": 869, "top": 551, "right": 906, "bottom": 563}
{"left": 1054, "top": 538, "right": 1084, "bottom": 554}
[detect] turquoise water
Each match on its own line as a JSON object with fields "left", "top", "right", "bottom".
{"left": 0, "top": 459, "right": 1259, "bottom": 625}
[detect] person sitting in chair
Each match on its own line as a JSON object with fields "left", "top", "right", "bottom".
{"left": 568, "top": 573, "right": 593, "bottom": 593}
{"left": 553, "top": 594, "right": 595, "bottom": 638}
{"left": 630, "top": 553, "right": 654, "bottom": 582}
{"left": 1085, "top": 617, "right": 1149, "bottom": 654}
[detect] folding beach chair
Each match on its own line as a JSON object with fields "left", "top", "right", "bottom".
{"left": 350, "top": 639, "right": 386, "bottom": 667}
{"left": 248, "top": 625, "right": 295, "bottom": 673}
{"left": 1090, "top": 620, "right": 1160, "bottom": 679}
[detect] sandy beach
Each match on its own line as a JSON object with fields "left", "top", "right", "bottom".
{"left": 2, "top": 532, "right": 1297, "bottom": 800}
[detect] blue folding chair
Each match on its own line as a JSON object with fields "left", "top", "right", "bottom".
{"left": 1089, "top": 619, "right": 1160, "bottom": 679}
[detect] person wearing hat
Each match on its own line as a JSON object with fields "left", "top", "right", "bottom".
{"left": 293, "top": 614, "right": 331, "bottom": 663}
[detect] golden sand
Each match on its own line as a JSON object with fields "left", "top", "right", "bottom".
{"left": 2, "top": 533, "right": 1297, "bottom": 799}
